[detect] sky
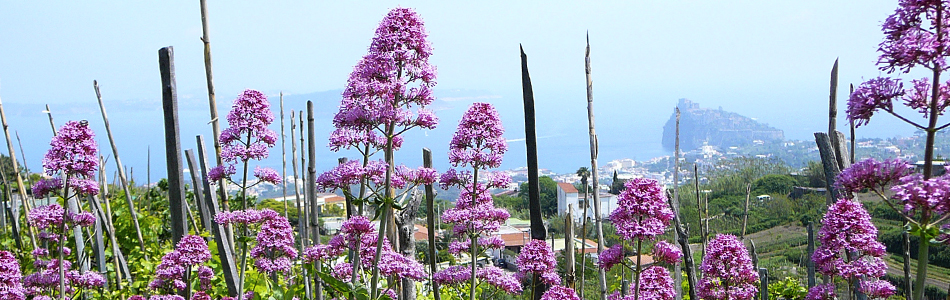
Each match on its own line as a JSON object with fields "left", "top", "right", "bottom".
{"left": 0, "top": 0, "right": 929, "bottom": 180}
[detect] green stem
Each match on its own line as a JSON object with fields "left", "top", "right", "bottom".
{"left": 470, "top": 235, "right": 477, "bottom": 300}
{"left": 633, "top": 237, "right": 642, "bottom": 300}
{"left": 58, "top": 174, "right": 71, "bottom": 300}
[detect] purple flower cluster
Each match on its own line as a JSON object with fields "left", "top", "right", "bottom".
{"left": 23, "top": 259, "right": 104, "bottom": 298}
{"left": 809, "top": 199, "right": 893, "bottom": 299}
{"left": 448, "top": 103, "right": 507, "bottom": 169}
{"left": 878, "top": 0, "right": 950, "bottom": 73}
{"left": 609, "top": 178, "right": 674, "bottom": 241}
{"left": 441, "top": 182, "right": 510, "bottom": 236}
{"left": 652, "top": 241, "right": 682, "bottom": 265}
{"left": 516, "top": 239, "right": 560, "bottom": 285}
{"left": 698, "top": 234, "right": 758, "bottom": 300}
{"left": 476, "top": 266, "right": 522, "bottom": 294}
{"left": 216, "top": 209, "right": 298, "bottom": 275}
{"left": 42, "top": 121, "right": 98, "bottom": 179}
{"left": 210, "top": 89, "right": 279, "bottom": 184}
{"left": 447, "top": 236, "right": 505, "bottom": 255}
{"left": 329, "top": 7, "right": 436, "bottom": 152}
{"left": 861, "top": 279, "right": 897, "bottom": 300}
{"left": 598, "top": 244, "right": 624, "bottom": 271}
{"left": 315, "top": 159, "right": 436, "bottom": 192}
{"left": 0, "top": 251, "right": 25, "bottom": 300}
{"left": 805, "top": 283, "right": 836, "bottom": 300}
{"left": 636, "top": 266, "right": 676, "bottom": 300}
{"left": 847, "top": 77, "right": 904, "bottom": 127}
{"left": 149, "top": 235, "right": 214, "bottom": 294}
{"left": 540, "top": 286, "right": 580, "bottom": 300}
{"left": 27, "top": 204, "right": 96, "bottom": 243}
{"left": 37, "top": 120, "right": 99, "bottom": 196}
{"left": 836, "top": 158, "right": 913, "bottom": 193}
{"left": 891, "top": 173, "right": 950, "bottom": 215}
{"left": 303, "top": 216, "right": 424, "bottom": 282}
{"left": 253, "top": 166, "right": 281, "bottom": 185}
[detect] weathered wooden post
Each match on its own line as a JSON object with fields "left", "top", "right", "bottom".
{"left": 185, "top": 150, "right": 213, "bottom": 234}
{"left": 565, "top": 205, "right": 575, "bottom": 289}
{"left": 742, "top": 183, "right": 751, "bottom": 237}
{"left": 196, "top": 135, "right": 239, "bottom": 296}
{"left": 521, "top": 44, "right": 547, "bottom": 300}
{"left": 395, "top": 190, "right": 423, "bottom": 300}
{"left": 307, "top": 101, "right": 323, "bottom": 300}
{"left": 759, "top": 268, "right": 769, "bottom": 300}
{"left": 806, "top": 221, "right": 816, "bottom": 288}
{"left": 423, "top": 148, "right": 440, "bottom": 300}
{"left": 159, "top": 46, "right": 188, "bottom": 246}
{"left": 694, "top": 164, "right": 705, "bottom": 256}
{"left": 94, "top": 81, "right": 146, "bottom": 250}
{"left": 584, "top": 35, "right": 608, "bottom": 300}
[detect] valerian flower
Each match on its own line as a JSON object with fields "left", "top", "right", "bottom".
{"left": 540, "top": 286, "right": 580, "bottom": 300}
{"left": 836, "top": 158, "right": 913, "bottom": 193}
{"left": 609, "top": 178, "right": 674, "bottom": 241}
{"left": 0, "top": 251, "right": 25, "bottom": 300}
{"left": 698, "top": 234, "right": 759, "bottom": 300}
{"left": 847, "top": 77, "right": 903, "bottom": 127}
{"left": 517, "top": 239, "right": 560, "bottom": 285}
{"left": 812, "top": 199, "right": 889, "bottom": 280}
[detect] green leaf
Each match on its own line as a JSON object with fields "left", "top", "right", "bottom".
{"left": 907, "top": 223, "right": 940, "bottom": 240}
{"left": 318, "top": 270, "right": 354, "bottom": 295}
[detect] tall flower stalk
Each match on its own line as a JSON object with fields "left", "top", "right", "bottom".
{"left": 144, "top": 235, "right": 216, "bottom": 300}
{"left": 319, "top": 7, "right": 437, "bottom": 298}
{"left": 847, "top": 1, "right": 950, "bottom": 298}
{"left": 601, "top": 178, "right": 675, "bottom": 300}
{"left": 209, "top": 89, "right": 282, "bottom": 300}
{"left": 434, "top": 103, "right": 520, "bottom": 300}
{"left": 29, "top": 120, "right": 105, "bottom": 300}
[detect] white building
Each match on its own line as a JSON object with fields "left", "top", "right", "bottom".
{"left": 557, "top": 182, "right": 618, "bottom": 221}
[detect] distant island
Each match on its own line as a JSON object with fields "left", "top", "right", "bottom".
{"left": 661, "top": 98, "right": 784, "bottom": 151}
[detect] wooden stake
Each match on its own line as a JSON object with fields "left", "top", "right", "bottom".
{"left": 741, "top": 183, "right": 751, "bottom": 237}
{"left": 198, "top": 0, "right": 229, "bottom": 214}
{"left": 584, "top": 35, "right": 608, "bottom": 300}
{"left": 94, "top": 80, "right": 146, "bottom": 250}
{"left": 185, "top": 150, "right": 213, "bottom": 233}
{"left": 672, "top": 107, "right": 683, "bottom": 300}
{"left": 15, "top": 131, "right": 36, "bottom": 211}
{"left": 280, "top": 92, "right": 288, "bottom": 218}
{"left": 307, "top": 102, "right": 323, "bottom": 300}
{"left": 806, "top": 221, "right": 816, "bottom": 288}
{"left": 422, "top": 148, "right": 440, "bottom": 300}
{"left": 159, "top": 46, "right": 188, "bottom": 247}
{"left": 0, "top": 86, "right": 36, "bottom": 250}
{"left": 521, "top": 44, "right": 548, "bottom": 300}
{"left": 290, "top": 111, "right": 312, "bottom": 299}
{"left": 196, "top": 135, "right": 239, "bottom": 296}
{"left": 565, "top": 205, "right": 575, "bottom": 289}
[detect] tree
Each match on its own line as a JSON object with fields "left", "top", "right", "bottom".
{"left": 752, "top": 174, "right": 797, "bottom": 195}
{"left": 519, "top": 176, "right": 558, "bottom": 217}
{"left": 609, "top": 171, "right": 626, "bottom": 194}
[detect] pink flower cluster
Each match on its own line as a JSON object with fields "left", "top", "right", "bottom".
{"left": 329, "top": 7, "right": 436, "bottom": 152}
{"left": 836, "top": 158, "right": 913, "bottom": 193}
{"left": 432, "top": 265, "right": 522, "bottom": 294}
{"left": 652, "top": 241, "right": 682, "bottom": 265}
{"left": 698, "top": 234, "right": 758, "bottom": 300}
{"left": 448, "top": 103, "right": 507, "bottom": 169}
{"left": 216, "top": 209, "right": 298, "bottom": 275}
{"left": 878, "top": 0, "right": 950, "bottom": 73}
{"left": 609, "top": 178, "right": 674, "bottom": 241}
{"left": 0, "top": 251, "right": 25, "bottom": 300}
{"left": 304, "top": 216, "right": 425, "bottom": 282}
{"left": 23, "top": 259, "right": 105, "bottom": 297}
{"left": 891, "top": 173, "right": 950, "bottom": 215}
{"left": 540, "top": 286, "right": 580, "bottom": 300}
{"left": 516, "top": 239, "right": 560, "bottom": 285}
{"left": 809, "top": 199, "right": 893, "bottom": 300}
{"left": 598, "top": 244, "right": 624, "bottom": 271}
{"left": 210, "top": 89, "right": 280, "bottom": 184}
{"left": 605, "top": 266, "right": 675, "bottom": 300}
{"left": 37, "top": 120, "right": 99, "bottom": 196}
{"left": 148, "top": 235, "right": 214, "bottom": 294}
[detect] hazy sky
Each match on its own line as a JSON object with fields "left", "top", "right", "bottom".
{"left": 0, "top": 1, "right": 926, "bottom": 179}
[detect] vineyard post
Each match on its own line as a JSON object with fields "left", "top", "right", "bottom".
{"left": 422, "top": 148, "right": 440, "bottom": 300}
{"left": 196, "top": 135, "right": 239, "bottom": 296}
{"left": 159, "top": 46, "right": 188, "bottom": 247}
{"left": 520, "top": 44, "right": 548, "bottom": 300}
{"left": 185, "top": 150, "right": 213, "bottom": 234}
{"left": 307, "top": 101, "right": 323, "bottom": 300}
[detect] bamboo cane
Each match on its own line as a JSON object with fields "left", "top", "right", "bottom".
{"left": 0, "top": 87, "right": 37, "bottom": 250}
{"left": 290, "top": 111, "right": 312, "bottom": 299}
{"left": 584, "top": 35, "right": 608, "bottom": 300}
{"left": 94, "top": 81, "right": 146, "bottom": 250}
{"left": 198, "top": 0, "right": 229, "bottom": 214}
